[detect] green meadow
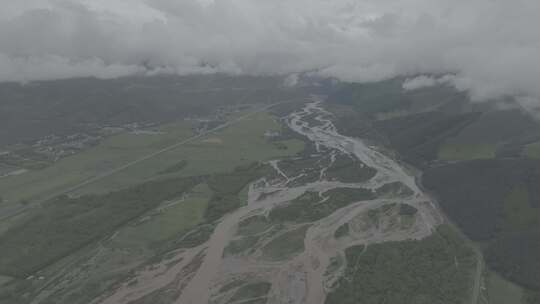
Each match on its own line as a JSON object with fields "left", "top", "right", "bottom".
{"left": 0, "top": 111, "right": 303, "bottom": 203}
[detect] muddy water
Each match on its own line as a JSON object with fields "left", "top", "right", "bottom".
{"left": 286, "top": 98, "right": 441, "bottom": 304}
{"left": 122, "top": 97, "right": 441, "bottom": 304}
{"left": 287, "top": 99, "right": 420, "bottom": 194}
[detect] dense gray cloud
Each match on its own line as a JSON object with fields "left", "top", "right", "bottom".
{"left": 1, "top": 0, "right": 540, "bottom": 103}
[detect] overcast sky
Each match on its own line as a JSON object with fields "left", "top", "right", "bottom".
{"left": 1, "top": 0, "right": 540, "bottom": 103}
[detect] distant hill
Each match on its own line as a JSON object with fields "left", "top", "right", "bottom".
{"left": 0, "top": 75, "right": 306, "bottom": 146}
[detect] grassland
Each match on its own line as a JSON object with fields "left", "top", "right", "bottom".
{"left": 261, "top": 225, "right": 309, "bottom": 261}
{"left": 487, "top": 271, "right": 525, "bottom": 304}
{"left": 111, "top": 183, "right": 211, "bottom": 248}
{"left": 0, "top": 176, "right": 202, "bottom": 277}
{"left": 438, "top": 110, "right": 540, "bottom": 161}
{"left": 223, "top": 235, "right": 261, "bottom": 257}
{"left": 375, "top": 182, "right": 414, "bottom": 198}
{"left": 372, "top": 111, "right": 480, "bottom": 167}
{"left": 525, "top": 142, "right": 540, "bottom": 158}
{"left": 0, "top": 111, "right": 304, "bottom": 205}
{"left": 501, "top": 187, "right": 540, "bottom": 232}
{"left": 268, "top": 188, "right": 374, "bottom": 224}
{"left": 158, "top": 160, "right": 188, "bottom": 175}
{"left": 438, "top": 143, "right": 496, "bottom": 161}
{"left": 0, "top": 211, "right": 28, "bottom": 238}
{"left": 205, "top": 162, "right": 273, "bottom": 222}
{"left": 333, "top": 223, "right": 350, "bottom": 239}
{"left": 238, "top": 215, "right": 273, "bottom": 236}
{"left": 228, "top": 282, "right": 271, "bottom": 303}
{"left": 324, "top": 154, "right": 377, "bottom": 183}
{"left": 0, "top": 121, "right": 194, "bottom": 204}
{"left": 73, "top": 112, "right": 304, "bottom": 196}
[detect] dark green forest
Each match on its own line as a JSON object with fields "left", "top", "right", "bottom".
{"left": 325, "top": 225, "right": 476, "bottom": 304}
{"left": 424, "top": 159, "right": 540, "bottom": 291}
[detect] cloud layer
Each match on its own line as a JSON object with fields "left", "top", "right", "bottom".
{"left": 1, "top": 0, "right": 540, "bottom": 102}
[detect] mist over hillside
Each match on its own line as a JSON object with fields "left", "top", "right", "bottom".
{"left": 3, "top": 0, "right": 540, "bottom": 109}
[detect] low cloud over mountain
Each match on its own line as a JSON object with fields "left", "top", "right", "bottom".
{"left": 2, "top": 0, "right": 540, "bottom": 103}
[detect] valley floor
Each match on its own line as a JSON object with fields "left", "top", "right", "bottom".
{"left": 96, "top": 97, "right": 476, "bottom": 304}
{"left": 0, "top": 96, "right": 479, "bottom": 304}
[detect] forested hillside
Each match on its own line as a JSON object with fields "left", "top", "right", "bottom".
{"left": 0, "top": 75, "right": 306, "bottom": 146}
{"left": 328, "top": 78, "right": 540, "bottom": 303}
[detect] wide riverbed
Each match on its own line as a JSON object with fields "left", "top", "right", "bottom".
{"left": 101, "top": 96, "right": 442, "bottom": 304}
